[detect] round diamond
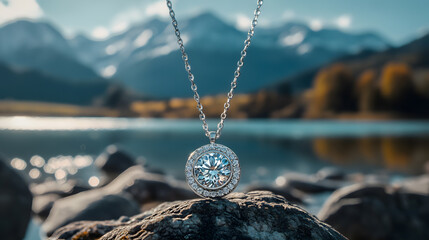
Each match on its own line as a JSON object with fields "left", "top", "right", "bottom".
{"left": 194, "top": 151, "right": 232, "bottom": 190}
{"left": 187, "top": 143, "right": 240, "bottom": 198}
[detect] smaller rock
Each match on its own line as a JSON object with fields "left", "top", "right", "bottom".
{"left": 397, "top": 174, "right": 429, "bottom": 194}
{"left": 95, "top": 145, "right": 136, "bottom": 176}
{"left": 103, "top": 165, "right": 195, "bottom": 204}
{"left": 0, "top": 157, "right": 33, "bottom": 240}
{"left": 281, "top": 173, "right": 342, "bottom": 193}
{"left": 319, "top": 184, "right": 429, "bottom": 240}
{"left": 32, "top": 193, "right": 60, "bottom": 220}
{"left": 316, "top": 167, "right": 347, "bottom": 181}
{"left": 44, "top": 166, "right": 195, "bottom": 235}
{"left": 31, "top": 180, "right": 90, "bottom": 197}
{"left": 43, "top": 194, "right": 140, "bottom": 236}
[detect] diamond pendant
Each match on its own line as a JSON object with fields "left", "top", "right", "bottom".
{"left": 185, "top": 143, "right": 240, "bottom": 198}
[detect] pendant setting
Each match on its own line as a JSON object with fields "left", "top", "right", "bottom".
{"left": 186, "top": 143, "right": 240, "bottom": 198}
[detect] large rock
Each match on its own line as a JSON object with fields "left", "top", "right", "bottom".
{"left": 0, "top": 158, "right": 33, "bottom": 240}
{"left": 51, "top": 191, "right": 346, "bottom": 240}
{"left": 319, "top": 184, "right": 429, "bottom": 240}
{"left": 44, "top": 166, "right": 195, "bottom": 235}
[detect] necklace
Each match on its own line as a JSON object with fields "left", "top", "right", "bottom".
{"left": 166, "top": 0, "right": 263, "bottom": 198}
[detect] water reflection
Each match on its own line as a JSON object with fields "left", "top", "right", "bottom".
{"left": 8, "top": 153, "right": 100, "bottom": 186}
{"left": 29, "top": 168, "right": 41, "bottom": 179}
{"left": 88, "top": 176, "right": 100, "bottom": 187}
{"left": 2, "top": 118, "right": 429, "bottom": 186}
{"left": 10, "top": 158, "right": 27, "bottom": 170}
{"left": 313, "top": 137, "right": 429, "bottom": 174}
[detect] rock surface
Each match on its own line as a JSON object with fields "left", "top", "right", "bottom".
{"left": 51, "top": 191, "right": 346, "bottom": 240}
{"left": 244, "top": 184, "right": 304, "bottom": 204}
{"left": 0, "top": 158, "right": 33, "bottom": 240}
{"left": 319, "top": 184, "right": 429, "bottom": 240}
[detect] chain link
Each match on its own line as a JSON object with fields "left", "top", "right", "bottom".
{"left": 166, "top": 0, "right": 263, "bottom": 141}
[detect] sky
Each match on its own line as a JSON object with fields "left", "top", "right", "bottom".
{"left": 0, "top": 0, "right": 428, "bottom": 44}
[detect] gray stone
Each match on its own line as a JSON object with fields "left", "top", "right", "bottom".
{"left": 281, "top": 173, "right": 342, "bottom": 193}
{"left": 101, "top": 165, "right": 195, "bottom": 204}
{"left": 44, "top": 166, "right": 195, "bottom": 235}
{"left": 316, "top": 167, "right": 347, "bottom": 181}
{"left": 0, "top": 157, "right": 33, "bottom": 240}
{"left": 397, "top": 174, "right": 429, "bottom": 194}
{"left": 31, "top": 180, "right": 90, "bottom": 197}
{"left": 51, "top": 191, "right": 346, "bottom": 240}
{"left": 95, "top": 145, "right": 136, "bottom": 175}
{"left": 319, "top": 184, "right": 429, "bottom": 240}
{"left": 43, "top": 194, "right": 140, "bottom": 236}
{"left": 32, "top": 193, "right": 60, "bottom": 220}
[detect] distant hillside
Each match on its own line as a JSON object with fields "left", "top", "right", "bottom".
{"left": 271, "top": 33, "right": 429, "bottom": 94}
{"left": 0, "top": 63, "right": 110, "bottom": 105}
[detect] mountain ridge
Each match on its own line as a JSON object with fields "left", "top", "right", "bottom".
{"left": 0, "top": 13, "right": 391, "bottom": 98}
{"left": 0, "top": 20, "right": 99, "bottom": 82}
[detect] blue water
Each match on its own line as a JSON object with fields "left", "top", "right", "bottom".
{"left": 1, "top": 117, "right": 428, "bottom": 186}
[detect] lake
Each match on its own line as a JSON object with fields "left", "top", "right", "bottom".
{"left": 1, "top": 117, "right": 428, "bottom": 188}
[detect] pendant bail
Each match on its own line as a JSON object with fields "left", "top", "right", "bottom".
{"left": 209, "top": 131, "right": 217, "bottom": 143}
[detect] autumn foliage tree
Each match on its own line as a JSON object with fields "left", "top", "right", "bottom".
{"left": 241, "top": 90, "right": 290, "bottom": 118}
{"left": 380, "top": 63, "right": 415, "bottom": 112}
{"left": 307, "top": 64, "right": 355, "bottom": 117}
{"left": 355, "top": 69, "right": 381, "bottom": 112}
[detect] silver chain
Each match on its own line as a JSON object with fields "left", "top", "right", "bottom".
{"left": 166, "top": 0, "right": 263, "bottom": 142}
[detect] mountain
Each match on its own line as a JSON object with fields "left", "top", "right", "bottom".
{"left": 0, "top": 62, "right": 110, "bottom": 105}
{"left": 270, "top": 33, "right": 429, "bottom": 94}
{"left": 0, "top": 14, "right": 390, "bottom": 98}
{"left": 70, "top": 13, "right": 390, "bottom": 97}
{"left": 70, "top": 18, "right": 170, "bottom": 75}
{"left": 0, "top": 20, "right": 99, "bottom": 81}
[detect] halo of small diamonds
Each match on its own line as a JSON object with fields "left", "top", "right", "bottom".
{"left": 186, "top": 143, "right": 240, "bottom": 198}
